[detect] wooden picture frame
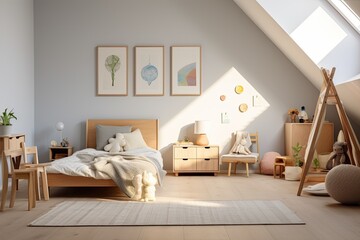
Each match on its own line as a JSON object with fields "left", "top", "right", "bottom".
{"left": 134, "top": 46, "right": 164, "bottom": 96}
{"left": 97, "top": 46, "right": 128, "bottom": 96}
{"left": 171, "top": 46, "right": 201, "bottom": 96}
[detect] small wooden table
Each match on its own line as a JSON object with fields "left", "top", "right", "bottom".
{"left": 273, "top": 156, "right": 294, "bottom": 178}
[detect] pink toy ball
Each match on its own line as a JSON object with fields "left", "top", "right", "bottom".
{"left": 325, "top": 164, "right": 360, "bottom": 205}
{"left": 260, "top": 152, "right": 281, "bottom": 175}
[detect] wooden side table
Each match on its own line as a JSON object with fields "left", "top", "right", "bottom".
{"left": 273, "top": 156, "right": 294, "bottom": 178}
{"left": 0, "top": 134, "right": 25, "bottom": 154}
{"left": 49, "top": 146, "right": 73, "bottom": 161}
{"left": 0, "top": 133, "right": 25, "bottom": 169}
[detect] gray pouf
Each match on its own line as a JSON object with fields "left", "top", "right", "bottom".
{"left": 325, "top": 165, "right": 360, "bottom": 205}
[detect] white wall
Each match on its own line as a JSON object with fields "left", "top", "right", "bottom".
{"left": 0, "top": 0, "right": 34, "bottom": 189}
{"left": 34, "top": 0, "right": 327, "bottom": 171}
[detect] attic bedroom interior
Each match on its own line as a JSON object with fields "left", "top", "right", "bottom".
{"left": 1, "top": 0, "right": 360, "bottom": 240}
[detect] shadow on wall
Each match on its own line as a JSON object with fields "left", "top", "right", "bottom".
{"left": 160, "top": 123, "right": 195, "bottom": 171}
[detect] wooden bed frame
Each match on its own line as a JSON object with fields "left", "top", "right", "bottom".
{"left": 47, "top": 119, "right": 159, "bottom": 187}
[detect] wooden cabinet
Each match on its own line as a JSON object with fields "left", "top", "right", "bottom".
{"left": 285, "top": 123, "right": 334, "bottom": 157}
{"left": 0, "top": 134, "right": 25, "bottom": 169}
{"left": 49, "top": 146, "right": 73, "bottom": 161}
{"left": 173, "top": 145, "right": 219, "bottom": 176}
{"left": 0, "top": 134, "right": 25, "bottom": 154}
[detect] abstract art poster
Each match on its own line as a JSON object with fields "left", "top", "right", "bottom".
{"left": 97, "top": 46, "right": 128, "bottom": 96}
{"left": 171, "top": 46, "right": 201, "bottom": 96}
{"left": 134, "top": 46, "right": 164, "bottom": 96}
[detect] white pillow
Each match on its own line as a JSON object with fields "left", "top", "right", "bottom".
{"left": 121, "top": 129, "right": 147, "bottom": 150}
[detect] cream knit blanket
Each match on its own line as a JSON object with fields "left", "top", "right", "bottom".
{"left": 77, "top": 153, "right": 160, "bottom": 198}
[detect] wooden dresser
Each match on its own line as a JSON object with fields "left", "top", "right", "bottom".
{"left": 173, "top": 145, "right": 219, "bottom": 176}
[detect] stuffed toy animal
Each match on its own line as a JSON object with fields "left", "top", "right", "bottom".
{"left": 234, "top": 134, "right": 251, "bottom": 155}
{"left": 326, "top": 141, "right": 351, "bottom": 170}
{"left": 104, "top": 133, "right": 128, "bottom": 153}
{"left": 141, "top": 171, "right": 157, "bottom": 202}
{"left": 132, "top": 174, "right": 143, "bottom": 201}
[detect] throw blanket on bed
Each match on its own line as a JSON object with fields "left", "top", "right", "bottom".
{"left": 77, "top": 153, "right": 160, "bottom": 198}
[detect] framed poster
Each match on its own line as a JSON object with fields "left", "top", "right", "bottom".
{"left": 171, "top": 46, "right": 201, "bottom": 96}
{"left": 97, "top": 46, "right": 128, "bottom": 96}
{"left": 134, "top": 46, "right": 164, "bottom": 96}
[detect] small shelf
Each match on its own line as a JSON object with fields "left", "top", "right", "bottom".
{"left": 49, "top": 146, "right": 73, "bottom": 161}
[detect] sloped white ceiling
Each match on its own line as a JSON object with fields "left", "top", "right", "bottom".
{"left": 234, "top": 0, "right": 360, "bottom": 124}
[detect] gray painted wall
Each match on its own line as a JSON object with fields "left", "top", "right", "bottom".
{"left": 34, "top": 0, "right": 328, "bottom": 171}
{"left": 0, "top": 0, "right": 34, "bottom": 189}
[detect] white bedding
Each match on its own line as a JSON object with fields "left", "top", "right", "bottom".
{"left": 46, "top": 147, "right": 165, "bottom": 180}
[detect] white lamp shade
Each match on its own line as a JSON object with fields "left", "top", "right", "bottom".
{"left": 194, "top": 120, "right": 210, "bottom": 134}
{"left": 56, "top": 122, "right": 64, "bottom": 131}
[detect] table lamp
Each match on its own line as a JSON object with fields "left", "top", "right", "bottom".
{"left": 194, "top": 120, "right": 210, "bottom": 146}
{"left": 56, "top": 121, "right": 64, "bottom": 145}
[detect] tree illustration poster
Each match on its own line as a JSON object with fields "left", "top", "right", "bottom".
{"left": 97, "top": 46, "right": 128, "bottom": 96}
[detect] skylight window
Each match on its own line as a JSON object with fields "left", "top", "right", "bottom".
{"left": 328, "top": 0, "right": 360, "bottom": 34}
{"left": 290, "top": 7, "right": 347, "bottom": 64}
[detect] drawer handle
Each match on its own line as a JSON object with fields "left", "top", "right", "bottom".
{"left": 182, "top": 147, "right": 188, "bottom": 149}
{"left": 204, "top": 158, "right": 210, "bottom": 161}
{"left": 182, "top": 158, "right": 188, "bottom": 161}
{"left": 16, "top": 136, "right": 22, "bottom": 139}
{"left": 205, "top": 146, "right": 210, "bottom": 149}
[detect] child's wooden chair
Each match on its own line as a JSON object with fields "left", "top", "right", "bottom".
{"left": 21, "top": 143, "right": 50, "bottom": 201}
{"left": 1, "top": 148, "right": 37, "bottom": 211}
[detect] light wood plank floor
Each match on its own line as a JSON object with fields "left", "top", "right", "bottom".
{"left": 1, "top": 173, "right": 359, "bottom": 240}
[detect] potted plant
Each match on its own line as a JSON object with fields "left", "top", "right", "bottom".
{"left": 284, "top": 142, "right": 303, "bottom": 180}
{"left": 292, "top": 142, "right": 304, "bottom": 167}
{"left": 0, "top": 108, "right": 17, "bottom": 136}
{"left": 313, "top": 157, "right": 321, "bottom": 172}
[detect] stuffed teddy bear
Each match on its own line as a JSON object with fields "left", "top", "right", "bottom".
{"left": 132, "top": 174, "right": 143, "bottom": 201}
{"left": 234, "top": 134, "right": 251, "bottom": 155}
{"left": 326, "top": 141, "right": 351, "bottom": 170}
{"left": 104, "top": 133, "right": 128, "bottom": 153}
{"left": 141, "top": 171, "right": 157, "bottom": 202}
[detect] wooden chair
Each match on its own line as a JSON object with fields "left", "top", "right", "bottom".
{"left": 1, "top": 149, "right": 36, "bottom": 211}
{"left": 21, "top": 143, "right": 50, "bottom": 201}
{"left": 221, "top": 132, "right": 260, "bottom": 177}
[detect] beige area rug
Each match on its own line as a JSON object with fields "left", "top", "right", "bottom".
{"left": 29, "top": 200, "right": 304, "bottom": 226}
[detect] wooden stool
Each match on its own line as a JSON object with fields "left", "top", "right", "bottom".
{"left": 9, "top": 168, "right": 37, "bottom": 211}
{"left": 21, "top": 143, "right": 50, "bottom": 201}
{"left": 273, "top": 156, "right": 293, "bottom": 178}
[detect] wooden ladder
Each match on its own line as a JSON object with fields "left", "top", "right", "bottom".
{"left": 297, "top": 67, "right": 360, "bottom": 196}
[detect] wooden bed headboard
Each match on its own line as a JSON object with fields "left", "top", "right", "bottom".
{"left": 86, "top": 119, "right": 159, "bottom": 150}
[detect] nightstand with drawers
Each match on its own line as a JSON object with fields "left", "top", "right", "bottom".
{"left": 173, "top": 145, "right": 219, "bottom": 176}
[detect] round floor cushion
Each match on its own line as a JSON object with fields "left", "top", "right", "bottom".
{"left": 260, "top": 152, "right": 280, "bottom": 175}
{"left": 325, "top": 165, "right": 360, "bottom": 205}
